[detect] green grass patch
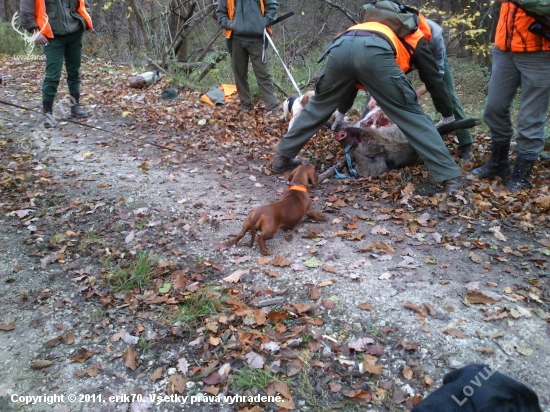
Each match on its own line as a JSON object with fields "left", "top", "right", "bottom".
{"left": 108, "top": 252, "right": 154, "bottom": 292}
{"left": 232, "top": 364, "right": 280, "bottom": 391}
{"left": 78, "top": 232, "right": 102, "bottom": 252}
{"left": 49, "top": 232, "right": 66, "bottom": 246}
{"left": 171, "top": 287, "right": 227, "bottom": 330}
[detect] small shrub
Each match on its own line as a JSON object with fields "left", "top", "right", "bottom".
{"left": 0, "top": 22, "right": 32, "bottom": 56}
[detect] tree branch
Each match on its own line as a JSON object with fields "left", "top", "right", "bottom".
{"left": 319, "top": 0, "right": 358, "bottom": 24}
{"left": 168, "top": 3, "right": 218, "bottom": 55}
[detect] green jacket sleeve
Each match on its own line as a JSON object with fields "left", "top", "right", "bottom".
{"left": 263, "top": 0, "right": 278, "bottom": 27}
{"left": 217, "top": 0, "right": 232, "bottom": 31}
{"left": 20, "top": 0, "right": 39, "bottom": 31}
{"left": 411, "top": 37, "right": 454, "bottom": 118}
{"left": 518, "top": 0, "right": 550, "bottom": 16}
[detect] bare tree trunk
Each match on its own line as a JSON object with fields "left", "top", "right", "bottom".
{"left": 128, "top": 0, "right": 153, "bottom": 55}
{"left": 4, "top": 0, "right": 14, "bottom": 21}
{"left": 197, "top": 28, "right": 223, "bottom": 62}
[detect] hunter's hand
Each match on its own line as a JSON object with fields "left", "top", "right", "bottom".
{"left": 35, "top": 32, "right": 49, "bottom": 45}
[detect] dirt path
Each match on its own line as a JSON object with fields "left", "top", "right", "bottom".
{"left": 1, "top": 59, "right": 549, "bottom": 412}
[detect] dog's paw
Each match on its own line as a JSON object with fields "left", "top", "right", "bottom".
{"left": 318, "top": 214, "right": 329, "bottom": 221}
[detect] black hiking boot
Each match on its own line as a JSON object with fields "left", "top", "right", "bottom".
{"left": 471, "top": 142, "right": 511, "bottom": 179}
{"left": 43, "top": 100, "right": 56, "bottom": 129}
{"left": 69, "top": 92, "right": 88, "bottom": 118}
{"left": 507, "top": 157, "right": 536, "bottom": 193}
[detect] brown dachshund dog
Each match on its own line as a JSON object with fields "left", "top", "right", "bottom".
{"left": 230, "top": 165, "right": 327, "bottom": 255}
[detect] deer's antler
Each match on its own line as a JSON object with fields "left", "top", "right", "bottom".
{"left": 11, "top": 11, "right": 50, "bottom": 43}
{"left": 33, "top": 13, "right": 50, "bottom": 40}
{"left": 11, "top": 12, "right": 31, "bottom": 40}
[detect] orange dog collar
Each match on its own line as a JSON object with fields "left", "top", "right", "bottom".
{"left": 289, "top": 185, "right": 308, "bottom": 192}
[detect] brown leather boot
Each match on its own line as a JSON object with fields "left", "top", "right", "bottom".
{"left": 271, "top": 152, "right": 302, "bottom": 174}
{"left": 442, "top": 176, "right": 462, "bottom": 194}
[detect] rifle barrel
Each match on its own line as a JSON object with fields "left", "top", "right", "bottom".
{"left": 270, "top": 11, "right": 294, "bottom": 26}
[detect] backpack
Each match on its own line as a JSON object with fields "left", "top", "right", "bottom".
{"left": 360, "top": 0, "right": 419, "bottom": 38}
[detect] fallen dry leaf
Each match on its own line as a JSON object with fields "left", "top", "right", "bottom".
{"left": 203, "top": 371, "right": 221, "bottom": 385}
{"left": 0, "top": 323, "right": 16, "bottom": 331}
{"left": 308, "top": 284, "right": 321, "bottom": 300}
{"left": 515, "top": 345, "right": 534, "bottom": 357}
{"left": 74, "top": 364, "right": 99, "bottom": 378}
{"left": 245, "top": 351, "right": 264, "bottom": 369}
{"left": 403, "top": 364, "right": 413, "bottom": 380}
{"left": 404, "top": 301, "right": 427, "bottom": 316}
{"left": 150, "top": 367, "right": 163, "bottom": 381}
{"left": 378, "top": 272, "right": 393, "bottom": 280}
{"left": 348, "top": 337, "right": 375, "bottom": 351}
{"left": 166, "top": 374, "right": 186, "bottom": 395}
{"left": 321, "top": 264, "right": 337, "bottom": 274}
{"left": 177, "top": 357, "right": 189, "bottom": 375}
{"left": 358, "top": 302, "right": 375, "bottom": 311}
{"left": 69, "top": 348, "right": 94, "bottom": 363}
{"left": 266, "top": 380, "right": 295, "bottom": 409}
{"left": 466, "top": 291, "right": 500, "bottom": 304}
{"left": 443, "top": 328, "right": 468, "bottom": 338}
{"left": 222, "top": 269, "right": 250, "bottom": 283}
{"left": 342, "top": 389, "right": 372, "bottom": 403}
{"left": 270, "top": 255, "right": 292, "bottom": 267}
{"left": 469, "top": 251, "right": 483, "bottom": 264}
{"left": 264, "top": 269, "right": 280, "bottom": 278}
{"left": 60, "top": 332, "right": 75, "bottom": 345}
{"left": 124, "top": 348, "right": 137, "bottom": 370}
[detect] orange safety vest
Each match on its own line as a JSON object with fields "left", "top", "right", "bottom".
{"left": 417, "top": 14, "right": 431, "bottom": 41}
{"left": 224, "top": 0, "right": 272, "bottom": 39}
{"left": 35, "top": 0, "right": 93, "bottom": 39}
{"left": 347, "top": 21, "right": 425, "bottom": 73}
{"left": 495, "top": 3, "right": 550, "bottom": 52}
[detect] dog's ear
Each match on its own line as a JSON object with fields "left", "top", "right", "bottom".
{"left": 286, "top": 168, "right": 296, "bottom": 183}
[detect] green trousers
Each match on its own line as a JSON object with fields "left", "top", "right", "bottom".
{"left": 483, "top": 47, "right": 550, "bottom": 159}
{"left": 42, "top": 29, "right": 83, "bottom": 101}
{"left": 230, "top": 36, "right": 279, "bottom": 111}
{"left": 277, "top": 34, "right": 461, "bottom": 182}
{"left": 443, "top": 57, "right": 473, "bottom": 147}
